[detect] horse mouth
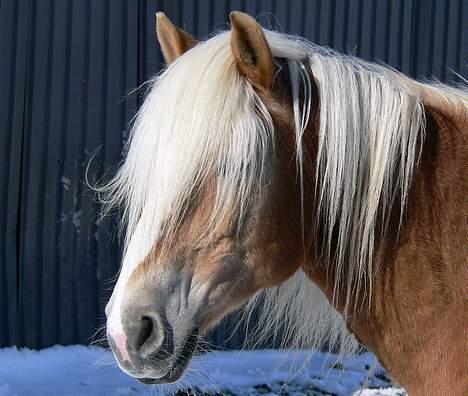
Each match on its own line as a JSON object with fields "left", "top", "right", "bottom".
{"left": 136, "top": 330, "right": 199, "bottom": 385}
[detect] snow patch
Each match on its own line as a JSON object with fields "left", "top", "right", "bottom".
{"left": 0, "top": 345, "right": 406, "bottom": 395}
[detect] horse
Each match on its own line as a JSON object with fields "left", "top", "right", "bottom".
{"left": 102, "top": 11, "right": 467, "bottom": 395}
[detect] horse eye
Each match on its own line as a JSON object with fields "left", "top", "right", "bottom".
{"left": 217, "top": 161, "right": 249, "bottom": 177}
{"left": 218, "top": 163, "right": 229, "bottom": 176}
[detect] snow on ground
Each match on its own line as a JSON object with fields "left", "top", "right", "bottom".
{"left": 0, "top": 345, "right": 406, "bottom": 396}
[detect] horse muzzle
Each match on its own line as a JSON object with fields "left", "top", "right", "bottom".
{"left": 107, "top": 305, "right": 199, "bottom": 384}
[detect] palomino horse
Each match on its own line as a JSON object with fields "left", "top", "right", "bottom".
{"left": 103, "top": 11, "right": 467, "bottom": 395}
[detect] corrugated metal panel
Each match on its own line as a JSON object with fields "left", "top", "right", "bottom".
{"left": 0, "top": 0, "right": 466, "bottom": 349}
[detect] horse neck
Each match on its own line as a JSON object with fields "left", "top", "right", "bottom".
{"left": 297, "top": 78, "right": 348, "bottom": 308}
{"left": 298, "top": 74, "right": 467, "bottom": 298}
{"left": 300, "top": 82, "right": 467, "bottom": 394}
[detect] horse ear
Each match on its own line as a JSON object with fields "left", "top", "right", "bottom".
{"left": 229, "top": 11, "right": 275, "bottom": 91}
{"left": 156, "top": 12, "right": 197, "bottom": 64}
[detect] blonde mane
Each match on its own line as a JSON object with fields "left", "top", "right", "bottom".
{"left": 100, "top": 29, "right": 467, "bottom": 352}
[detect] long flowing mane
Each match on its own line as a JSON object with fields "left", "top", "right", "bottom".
{"left": 100, "top": 29, "right": 467, "bottom": 351}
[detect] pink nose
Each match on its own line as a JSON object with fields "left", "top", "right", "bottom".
{"left": 108, "top": 328, "right": 131, "bottom": 362}
{"left": 107, "top": 311, "right": 166, "bottom": 370}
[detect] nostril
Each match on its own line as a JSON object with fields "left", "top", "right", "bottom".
{"left": 123, "top": 311, "right": 167, "bottom": 360}
{"left": 135, "top": 316, "right": 153, "bottom": 349}
{"left": 125, "top": 313, "right": 167, "bottom": 359}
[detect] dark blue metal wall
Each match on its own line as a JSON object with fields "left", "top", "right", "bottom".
{"left": 0, "top": 0, "right": 466, "bottom": 349}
